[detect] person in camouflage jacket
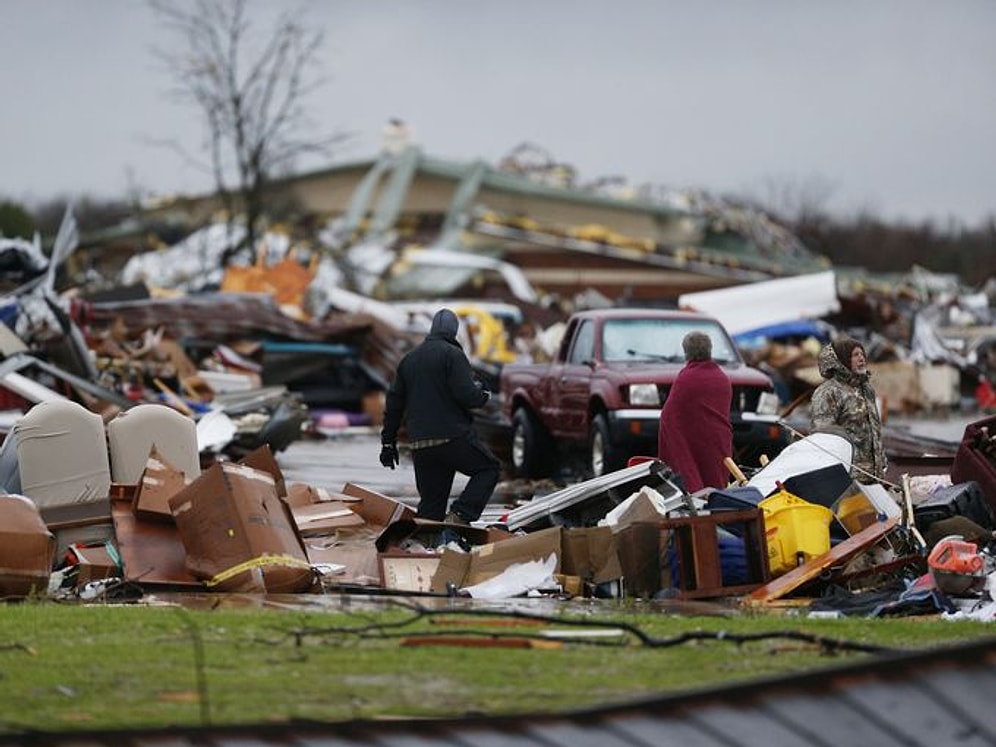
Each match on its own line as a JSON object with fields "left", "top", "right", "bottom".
{"left": 810, "top": 337, "right": 887, "bottom": 480}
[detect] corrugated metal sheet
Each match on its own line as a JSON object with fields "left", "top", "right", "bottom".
{"left": 5, "top": 636, "right": 996, "bottom": 746}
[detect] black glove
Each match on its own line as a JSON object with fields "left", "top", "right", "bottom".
{"left": 379, "top": 442, "right": 399, "bottom": 469}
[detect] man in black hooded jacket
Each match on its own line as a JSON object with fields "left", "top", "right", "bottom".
{"left": 379, "top": 308, "right": 501, "bottom": 523}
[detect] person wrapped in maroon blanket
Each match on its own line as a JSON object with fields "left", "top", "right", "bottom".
{"left": 657, "top": 331, "right": 732, "bottom": 493}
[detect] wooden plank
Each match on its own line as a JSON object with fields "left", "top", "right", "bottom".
{"left": 745, "top": 516, "right": 899, "bottom": 603}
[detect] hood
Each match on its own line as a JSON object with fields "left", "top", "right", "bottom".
{"left": 817, "top": 342, "right": 869, "bottom": 387}
{"left": 428, "top": 308, "right": 460, "bottom": 342}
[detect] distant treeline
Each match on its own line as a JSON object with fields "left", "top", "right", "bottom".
{"left": 793, "top": 213, "right": 995, "bottom": 288}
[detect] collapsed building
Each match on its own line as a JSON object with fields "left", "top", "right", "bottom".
{"left": 0, "top": 144, "right": 994, "bottom": 614}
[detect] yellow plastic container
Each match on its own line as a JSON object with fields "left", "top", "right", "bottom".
{"left": 833, "top": 491, "right": 879, "bottom": 535}
{"left": 759, "top": 490, "right": 834, "bottom": 576}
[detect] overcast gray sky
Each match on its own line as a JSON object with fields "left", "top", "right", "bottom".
{"left": 3, "top": 0, "right": 995, "bottom": 226}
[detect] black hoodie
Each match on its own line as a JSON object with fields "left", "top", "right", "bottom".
{"left": 381, "top": 309, "right": 489, "bottom": 444}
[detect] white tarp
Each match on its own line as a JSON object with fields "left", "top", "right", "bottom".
{"left": 746, "top": 432, "right": 853, "bottom": 498}
{"left": 678, "top": 270, "right": 839, "bottom": 336}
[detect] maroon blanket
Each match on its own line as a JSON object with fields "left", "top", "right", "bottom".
{"left": 657, "top": 360, "right": 732, "bottom": 492}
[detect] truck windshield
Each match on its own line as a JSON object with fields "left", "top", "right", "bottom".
{"left": 601, "top": 318, "right": 740, "bottom": 363}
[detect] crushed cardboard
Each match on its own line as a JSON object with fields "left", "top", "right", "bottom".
{"left": 0, "top": 397, "right": 967, "bottom": 605}
{"left": 133, "top": 445, "right": 188, "bottom": 523}
{"left": 168, "top": 461, "right": 314, "bottom": 593}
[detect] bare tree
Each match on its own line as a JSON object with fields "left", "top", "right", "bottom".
{"left": 750, "top": 173, "right": 837, "bottom": 226}
{"left": 149, "top": 0, "right": 347, "bottom": 259}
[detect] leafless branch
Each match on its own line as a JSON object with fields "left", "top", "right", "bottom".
{"left": 147, "top": 0, "right": 348, "bottom": 255}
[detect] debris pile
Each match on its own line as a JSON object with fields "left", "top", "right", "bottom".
{"left": 0, "top": 156, "right": 992, "bottom": 618}
{"left": 0, "top": 390, "right": 994, "bottom": 624}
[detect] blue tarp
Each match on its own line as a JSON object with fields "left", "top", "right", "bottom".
{"left": 733, "top": 319, "right": 831, "bottom": 348}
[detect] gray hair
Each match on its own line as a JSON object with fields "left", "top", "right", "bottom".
{"left": 682, "top": 331, "right": 712, "bottom": 361}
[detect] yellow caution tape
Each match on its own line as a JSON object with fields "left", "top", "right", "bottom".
{"left": 205, "top": 554, "right": 313, "bottom": 587}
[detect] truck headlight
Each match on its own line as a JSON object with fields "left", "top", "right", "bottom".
{"left": 628, "top": 383, "right": 660, "bottom": 406}
{"left": 757, "top": 392, "right": 780, "bottom": 416}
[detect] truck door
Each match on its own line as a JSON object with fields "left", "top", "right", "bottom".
{"left": 550, "top": 318, "right": 596, "bottom": 436}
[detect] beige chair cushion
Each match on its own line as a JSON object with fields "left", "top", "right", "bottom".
{"left": 107, "top": 403, "right": 201, "bottom": 485}
{"left": 14, "top": 400, "right": 111, "bottom": 508}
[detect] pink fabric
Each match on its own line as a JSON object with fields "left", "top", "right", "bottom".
{"left": 657, "top": 360, "right": 732, "bottom": 493}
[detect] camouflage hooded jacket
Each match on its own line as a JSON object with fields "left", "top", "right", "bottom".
{"left": 810, "top": 343, "right": 887, "bottom": 479}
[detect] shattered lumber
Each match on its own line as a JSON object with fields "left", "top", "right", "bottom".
{"left": 745, "top": 516, "right": 900, "bottom": 604}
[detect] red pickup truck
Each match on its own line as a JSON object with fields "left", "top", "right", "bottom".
{"left": 499, "top": 308, "right": 787, "bottom": 478}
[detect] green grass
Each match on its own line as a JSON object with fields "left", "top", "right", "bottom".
{"left": 1, "top": 598, "right": 993, "bottom": 734}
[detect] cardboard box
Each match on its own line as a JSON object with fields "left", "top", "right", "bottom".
{"left": 561, "top": 526, "right": 622, "bottom": 585}
{"left": 430, "top": 526, "right": 563, "bottom": 593}
{"left": 239, "top": 444, "right": 287, "bottom": 498}
{"left": 602, "top": 486, "right": 678, "bottom": 533}
{"left": 169, "top": 462, "right": 314, "bottom": 593}
{"left": 379, "top": 553, "right": 441, "bottom": 592}
{"left": 555, "top": 574, "right": 583, "bottom": 597}
{"left": 0, "top": 495, "right": 57, "bottom": 598}
{"left": 376, "top": 518, "right": 490, "bottom": 553}
{"left": 285, "top": 482, "right": 349, "bottom": 509}
{"left": 65, "top": 542, "right": 121, "bottom": 586}
{"left": 342, "top": 482, "right": 415, "bottom": 526}
{"left": 292, "top": 500, "right": 366, "bottom": 536}
{"left": 616, "top": 522, "right": 668, "bottom": 598}
{"left": 375, "top": 518, "right": 490, "bottom": 589}
{"left": 133, "top": 446, "right": 188, "bottom": 523}
{"left": 292, "top": 484, "right": 413, "bottom": 590}
{"left": 303, "top": 528, "right": 383, "bottom": 587}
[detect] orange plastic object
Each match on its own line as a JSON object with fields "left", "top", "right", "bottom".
{"left": 928, "top": 537, "right": 984, "bottom": 576}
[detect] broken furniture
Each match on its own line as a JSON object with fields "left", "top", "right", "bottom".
{"left": 951, "top": 413, "right": 996, "bottom": 509}
{"left": 14, "top": 400, "right": 111, "bottom": 507}
{"left": 110, "top": 489, "right": 201, "bottom": 588}
{"left": 662, "top": 508, "right": 770, "bottom": 599}
{"left": 10, "top": 400, "right": 115, "bottom": 557}
{"left": 746, "top": 516, "right": 901, "bottom": 604}
{"left": 106, "top": 402, "right": 201, "bottom": 485}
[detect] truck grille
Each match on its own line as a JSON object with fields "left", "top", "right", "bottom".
{"left": 732, "top": 386, "right": 764, "bottom": 413}
{"left": 657, "top": 384, "right": 768, "bottom": 414}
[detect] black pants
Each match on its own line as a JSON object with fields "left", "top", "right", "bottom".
{"left": 411, "top": 434, "right": 500, "bottom": 521}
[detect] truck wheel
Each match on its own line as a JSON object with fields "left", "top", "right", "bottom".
{"left": 511, "top": 409, "right": 551, "bottom": 478}
{"left": 589, "top": 414, "right": 619, "bottom": 478}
